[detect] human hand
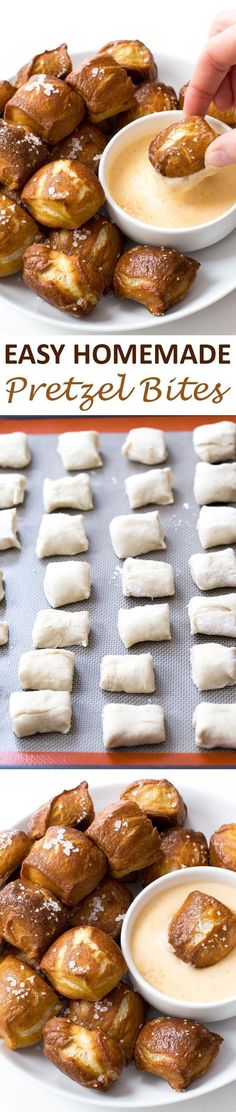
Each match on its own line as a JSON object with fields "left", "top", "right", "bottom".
{"left": 184, "top": 11, "right": 236, "bottom": 165}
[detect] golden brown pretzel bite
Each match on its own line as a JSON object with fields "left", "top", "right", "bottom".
{"left": 87, "top": 799, "right": 160, "bottom": 879}
{"left": 0, "top": 879, "right": 69, "bottom": 960}
{"left": 0, "top": 953, "right": 60, "bottom": 1048}
{"left": 142, "top": 828, "right": 209, "bottom": 884}
{"left": 98, "top": 40, "right": 157, "bottom": 83}
{"left": 0, "top": 81, "right": 16, "bottom": 115}
{"left": 23, "top": 242, "right": 103, "bottom": 317}
{"left": 120, "top": 779, "right": 187, "bottom": 828}
{"left": 52, "top": 123, "right": 107, "bottom": 173}
{"left": 5, "top": 76, "right": 84, "bottom": 145}
{"left": 179, "top": 81, "right": 236, "bottom": 126}
{"left": 0, "top": 192, "right": 42, "bottom": 276}
{"left": 68, "top": 982, "right": 146, "bottom": 1063}
{"left": 148, "top": 116, "right": 216, "bottom": 177}
{"left": 114, "top": 245, "right": 199, "bottom": 316}
{"left": 118, "top": 80, "right": 178, "bottom": 127}
{"left": 72, "top": 877, "right": 132, "bottom": 939}
{"left": 67, "top": 54, "right": 134, "bottom": 124}
{"left": 28, "top": 782, "right": 94, "bottom": 840}
{"left": 135, "top": 1017, "right": 223, "bottom": 1090}
{"left": 21, "top": 159, "right": 104, "bottom": 227}
{"left": 15, "top": 44, "right": 72, "bottom": 87}
{"left": 168, "top": 889, "right": 236, "bottom": 967}
{"left": 44, "top": 1016, "right": 125, "bottom": 1090}
{"left": 0, "top": 828, "right": 31, "bottom": 885}
{"left": 41, "top": 924, "right": 127, "bottom": 999}
{"left": 21, "top": 826, "right": 107, "bottom": 906}
{"left": 210, "top": 824, "right": 236, "bottom": 870}
{"left": 50, "top": 215, "right": 123, "bottom": 293}
{"left": 0, "top": 120, "right": 49, "bottom": 191}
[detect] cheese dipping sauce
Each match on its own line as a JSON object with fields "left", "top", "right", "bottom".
{"left": 108, "top": 124, "right": 236, "bottom": 229}
{"left": 131, "top": 881, "right": 236, "bottom": 1003}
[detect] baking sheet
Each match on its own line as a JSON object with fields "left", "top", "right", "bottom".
{"left": 0, "top": 430, "right": 235, "bottom": 754}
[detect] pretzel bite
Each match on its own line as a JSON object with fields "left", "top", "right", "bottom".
{"left": 142, "top": 828, "right": 209, "bottom": 884}
{"left": 210, "top": 824, "right": 236, "bottom": 870}
{"left": 15, "top": 44, "right": 72, "bottom": 88}
{"left": 44, "top": 1015, "right": 125, "bottom": 1090}
{"left": 0, "top": 828, "right": 31, "bottom": 885}
{"left": 50, "top": 214, "right": 123, "bottom": 292}
{"left": 0, "top": 120, "right": 49, "bottom": 191}
{"left": 148, "top": 116, "right": 216, "bottom": 177}
{"left": 87, "top": 799, "right": 160, "bottom": 879}
{"left": 118, "top": 80, "right": 178, "bottom": 127}
{"left": 0, "top": 81, "right": 16, "bottom": 114}
{"left": 135, "top": 1017, "right": 223, "bottom": 1090}
{"left": 52, "top": 122, "right": 107, "bottom": 173}
{"left": 98, "top": 40, "right": 157, "bottom": 83}
{"left": 0, "top": 192, "right": 42, "bottom": 276}
{"left": 120, "top": 779, "right": 187, "bottom": 828}
{"left": 21, "top": 826, "right": 107, "bottom": 906}
{"left": 28, "top": 782, "right": 94, "bottom": 840}
{"left": 179, "top": 82, "right": 236, "bottom": 126}
{"left": 0, "top": 953, "right": 60, "bottom": 1048}
{"left": 0, "top": 878, "right": 69, "bottom": 961}
{"left": 23, "top": 242, "right": 103, "bottom": 316}
{"left": 22, "top": 159, "right": 104, "bottom": 227}
{"left": 114, "top": 245, "right": 199, "bottom": 316}
{"left": 72, "top": 877, "right": 132, "bottom": 940}
{"left": 168, "top": 889, "right": 236, "bottom": 967}
{"left": 67, "top": 54, "right": 134, "bottom": 124}
{"left": 68, "top": 982, "right": 146, "bottom": 1063}
{"left": 5, "top": 76, "right": 84, "bottom": 145}
{"left": 41, "top": 924, "right": 127, "bottom": 999}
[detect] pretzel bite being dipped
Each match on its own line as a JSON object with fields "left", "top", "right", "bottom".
{"left": 52, "top": 123, "right": 107, "bottom": 173}
{"left": 148, "top": 116, "right": 216, "bottom": 177}
{"left": 0, "top": 192, "right": 42, "bottom": 276}
{"left": 135, "top": 1017, "right": 223, "bottom": 1090}
{"left": 21, "top": 826, "right": 107, "bottom": 906}
{"left": 22, "top": 159, "right": 104, "bottom": 227}
{"left": 68, "top": 982, "right": 146, "bottom": 1063}
{"left": 28, "top": 782, "right": 94, "bottom": 840}
{"left": 168, "top": 889, "right": 236, "bottom": 967}
{"left": 98, "top": 40, "right": 157, "bottom": 83}
{"left": 67, "top": 54, "right": 135, "bottom": 124}
{"left": 0, "top": 828, "right": 31, "bottom": 885}
{"left": 113, "top": 245, "right": 199, "bottom": 316}
{"left": 50, "top": 215, "right": 123, "bottom": 292}
{"left": 72, "top": 877, "right": 132, "bottom": 940}
{"left": 5, "top": 76, "right": 84, "bottom": 145}
{"left": 142, "top": 828, "right": 209, "bottom": 885}
{"left": 15, "top": 44, "right": 72, "bottom": 87}
{"left": 210, "top": 824, "right": 236, "bottom": 870}
{"left": 41, "top": 924, "right": 127, "bottom": 999}
{"left": 0, "top": 120, "right": 49, "bottom": 191}
{"left": 179, "top": 82, "right": 236, "bottom": 127}
{"left": 0, "top": 82, "right": 16, "bottom": 114}
{"left": 23, "top": 242, "right": 103, "bottom": 317}
{"left": 87, "top": 799, "right": 160, "bottom": 879}
{"left": 117, "top": 80, "right": 178, "bottom": 127}
{"left": 44, "top": 1016, "right": 125, "bottom": 1090}
{"left": 120, "top": 779, "right": 187, "bottom": 828}
{"left": 0, "top": 878, "right": 69, "bottom": 961}
{"left": 0, "top": 953, "right": 60, "bottom": 1048}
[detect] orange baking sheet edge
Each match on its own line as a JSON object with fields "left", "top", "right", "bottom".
{"left": 0, "top": 417, "right": 235, "bottom": 433}
{"left": 1, "top": 752, "right": 236, "bottom": 768}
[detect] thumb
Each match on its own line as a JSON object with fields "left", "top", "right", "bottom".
{"left": 205, "top": 130, "right": 236, "bottom": 166}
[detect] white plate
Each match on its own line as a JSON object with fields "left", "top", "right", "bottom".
{"left": 2, "top": 51, "right": 236, "bottom": 333}
{"left": 1, "top": 773, "right": 236, "bottom": 1110}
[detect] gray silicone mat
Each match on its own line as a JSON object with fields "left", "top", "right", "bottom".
{"left": 0, "top": 431, "right": 235, "bottom": 755}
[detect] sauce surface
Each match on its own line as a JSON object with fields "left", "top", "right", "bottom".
{"left": 131, "top": 880, "right": 236, "bottom": 1002}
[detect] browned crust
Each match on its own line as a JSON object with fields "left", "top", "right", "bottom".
{"left": 87, "top": 799, "right": 160, "bottom": 878}
{"left": 148, "top": 116, "right": 216, "bottom": 177}
{"left": 67, "top": 981, "right": 146, "bottom": 1062}
{"left": 120, "top": 778, "right": 187, "bottom": 827}
{"left": 28, "top": 782, "right": 95, "bottom": 839}
{"left": 0, "top": 953, "right": 60, "bottom": 1048}
{"left": 21, "top": 826, "right": 107, "bottom": 906}
{"left": 72, "top": 876, "right": 133, "bottom": 939}
{"left": 98, "top": 40, "right": 157, "bottom": 83}
{"left": 142, "top": 827, "right": 209, "bottom": 884}
{"left": 113, "top": 245, "right": 200, "bottom": 316}
{"left": 118, "top": 80, "right": 178, "bottom": 126}
{"left": 168, "top": 888, "right": 236, "bottom": 967}
{"left": 40, "top": 924, "right": 127, "bottom": 999}
{"left": 0, "top": 827, "right": 31, "bottom": 884}
{"left": 0, "top": 82, "right": 16, "bottom": 115}
{"left": 52, "top": 123, "right": 107, "bottom": 173}
{"left": 5, "top": 77, "right": 85, "bottom": 145}
{"left": 179, "top": 81, "right": 236, "bottom": 126}
{"left": 210, "top": 823, "right": 236, "bottom": 870}
{"left": 44, "top": 1016, "right": 125, "bottom": 1090}
{"left": 135, "top": 1017, "right": 223, "bottom": 1090}
{"left": 67, "top": 54, "right": 135, "bottom": 123}
{"left": 0, "top": 879, "right": 69, "bottom": 960}
{"left": 0, "top": 120, "right": 49, "bottom": 190}
{"left": 21, "top": 159, "right": 104, "bottom": 228}
{"left": 15, "top": 44, "right": 72, "bottom": 88}
{"left": 50, "top": 215, "right": 123, "bottom": 292}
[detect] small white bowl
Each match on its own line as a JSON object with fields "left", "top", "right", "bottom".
{"left": 121, "top": 865, "right": 236, "bottom": 1023}
{"left": 99, "top": 110, "right": 236, "bottom": 251}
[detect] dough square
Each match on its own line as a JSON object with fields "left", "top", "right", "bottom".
{"left": 44, "top": 560, "right": 91, "bottom": 607}
{"left": 122, "top": 427, "right": 167, "bottom": 465}
{"left": 36, "top": 513, "right": 89, "bottom": 558}
{"left": 43, "top": 474, "right": 93, "bottom": 513}
{"left": 102, "top": 703, "right": 165, "bottom": 749}
{"left": 0, "top": 432, "right": 31, "bottom": 469}
{"left": 0, "top": 508, "right": 20, "bottom": 550}
{"left": 0, "top": 474, "right": 26, "bottom": 509}
{"left": 57, "top": 431, "right": 102, "bottom": 470}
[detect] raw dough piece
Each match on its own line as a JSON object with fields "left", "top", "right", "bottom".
{"left": 188, "top": 594, "right": 236, "bottom": 637}
{"left": 118, "top": 603, "right": 171, "bottom": 647}
{"left": 19, "top": 648, "right": 75, "bottom": 691}
{"left": 100, "top": 652, "right": 155, "bottom": 694}
{"left": 193, "top": 422, "right": 235, "bottom": 463}
{"left": 0, "top": 570, "right": 4, "bottom": 601}
{"left": 110, "top": 512, "right": 165, "bottom": 559}
{"left": 0, "top": 509, "right": 20, "bottom": 550}
{"left": 197, "top": 506, "right": 236, "bottom": 549}
{"left": 9, "top": 690, "right": 72, "bottom": 738}
{"left": 0, "top": 622, "right": 8, "bottom": 645}
{"left": 32, "top": 609, "right": 90, "bottom": 649}
{"left": 191, "top": 643, "right": 236, "bottom": 690}
{"left": 43, "top": 474, "right": 93, "bottom": 513}
{"left": 122, "top": 557, "right": 174, "bottom": 599}
{"left": 57, "top": 431, "right": 102, "bottom": 471}
{"left": 0, "top": 432, "right": 31, "bottom": 469}
{"left": 36, "top": 514, "right": 89, "bottom": 558}
{"left": 0, "top": 474, "right": 26, "bottom": 509}
{"left": 194, "top": 462, "right": 236, "bottom": 505}
{"left": 102, "top": 703, "right": 165, "bottom": 749}
{"left": 44, "top": 561, "right": 91, "bottom": 607}
{"left": 122, "top": 427, "right": 167, "bottom": 465}
{"left": 193, "top": 703, "right": 236, "bottom": 749}
{"left": 189, "top": 548, "right": 236, "bottom": 591}
{"left": 125, "top": 468, "right": 173, "bottom": 509}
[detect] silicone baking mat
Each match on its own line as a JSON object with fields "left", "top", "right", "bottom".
{"left": 0, "top": 431, "right": 235, "bottom": 754}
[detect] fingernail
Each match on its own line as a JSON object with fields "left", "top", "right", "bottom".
{"left": 205, "top": 147, "right": 230, "bottom": 167}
